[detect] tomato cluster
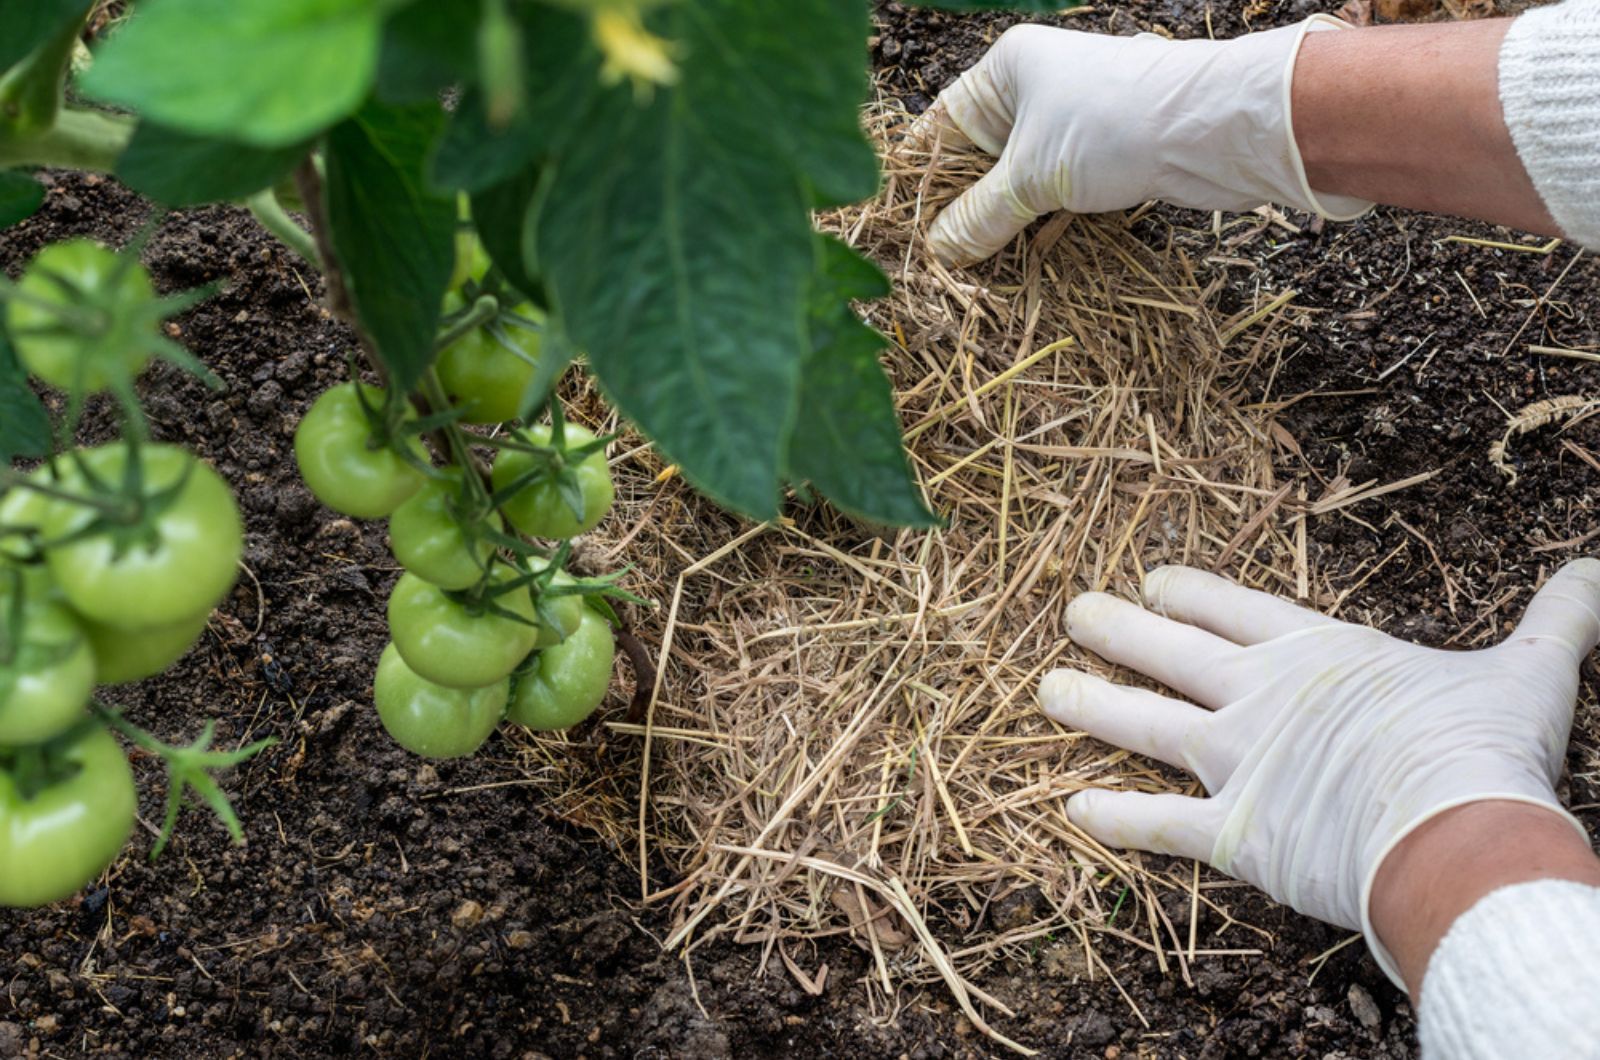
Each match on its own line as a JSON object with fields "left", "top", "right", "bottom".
{"left": 293, "top": 239, "right": 620, "bottom": 760}
{"left": 1, "top": 241, "right": 250, "bottom": 908}
{"left": 0, "top": 444, "right": 243, "bottom": 905}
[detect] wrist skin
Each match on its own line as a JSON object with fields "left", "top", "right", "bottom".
{"left": 1290, "top": 19, "right": 1558, "bottom": 237}
{"left": 1370, "top": 800, "right": 1600, "bottom": 1001}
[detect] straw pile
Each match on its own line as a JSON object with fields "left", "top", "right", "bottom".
{"left": 511, "top": 104, "right": 1322, "bottom": 1053}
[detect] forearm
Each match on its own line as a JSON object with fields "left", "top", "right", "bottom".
{"left": 1369, "top": 800, "right": 1600, "bottom": 1001}
{"left": 1291, "top": 20, "right": 1558, "bottom": 237}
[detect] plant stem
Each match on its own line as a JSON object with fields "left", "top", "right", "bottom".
{"left": 420, "top": 370, "right": 493, "bottom": 491}
{"left": 0, "top": 466, "right": 128, "bottom": 518}
{"left": 0, "top": 107, "right": 133, "bottom": 172}
{"left": 91, "top": 701, "right": 165, "bottom": 755}
{"left": 434, "top": 294, "right": 499, "bottom": 352}
{"left": 291, "top": 158, "right": 388, "bottom": 387}
{"left": 245, "top": 189, "right": 320, "bottom": 268}
{"left": 0, "top": 10, "right": 89, "bottom": 138}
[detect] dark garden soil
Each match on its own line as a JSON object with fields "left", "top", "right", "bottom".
{"left": 3, "top": 2, "right": 1597, "bottom": 1057}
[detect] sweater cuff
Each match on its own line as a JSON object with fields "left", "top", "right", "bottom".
{"left": 1499, "top": 0, "right": 1600, "bottom": 250}
{"left": 1419, "top": 879, "right": 1600, "bottom": 1059}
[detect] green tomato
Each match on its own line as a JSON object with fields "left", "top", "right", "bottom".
{"left": 528, "top": 560, "right": 584, "bottom": 649}
{"left": 294, "top": 383, "right": 428, "bottom": 519}
{"left": 387, "top": 568, "right": 539, "bottom": 689}
{"left": 507, "top": 607, "right": 614, "bottom": 731}
{"left": 0, "top": 725, "right": 136, "bottom": 908}
{"left": 42, "top": 443, "right": 243, "bottom": 631}
{"left": 490, "top": 424, "right": 614, "bottom": 540}
{"left": 0, "top": 574, "right": 94, "bottom": 745}
{"left": 0, "top": 470, "right": 54, "bottom": 563}
{"left": 5, "top": 239, "right": 156, "bottom": 393}
{"left": 436, "top": 292, "right": 543, "bottom": 425}
{"left": 388, "top": 471, "right": 503, "bottom": 591}
{"left": 374, "top": 642, "right": 507, "bottom": 759}
{"left": 79, "top": 607, "right": 210, "bottom": 685}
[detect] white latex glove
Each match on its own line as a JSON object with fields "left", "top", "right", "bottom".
{"left": 1041, "top": 561, "right": 1600, "bottom": 988}
{"left": 919, "top": 18, "right": 1374, "bottom": 264}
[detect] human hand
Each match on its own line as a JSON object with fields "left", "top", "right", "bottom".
{"left": 1041, "top": 561, "right": 1600, "bottom": 986}
{"left": 916, "top": 18, "right": 1372, "bottom": 265}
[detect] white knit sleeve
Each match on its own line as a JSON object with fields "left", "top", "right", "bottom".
{"left": 1418, "top": 879, "right": 1600, "bottom": 1059}
{"left": 1500, "top": 0, "right": 1600, "bottom": 249}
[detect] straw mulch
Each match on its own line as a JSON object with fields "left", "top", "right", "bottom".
{"left": 512, "top": 105, "right": 1332, "bottom": 1054}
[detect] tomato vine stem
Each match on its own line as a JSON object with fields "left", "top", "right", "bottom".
{"left": 0, "top": 107, "right": 132, "bottom": 172}
{"left": 244, "top": 189, "right": 319, "bottom": 268}
{"left": 291, "top": 157, "right": 388, "bottom": 389}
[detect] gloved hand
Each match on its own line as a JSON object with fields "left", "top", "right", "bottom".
{"left": 918, "top": 18, "right": 1374, "bottom": 265}
{"left": 1041, "top": 561, "right": 1600, "bottom": 988}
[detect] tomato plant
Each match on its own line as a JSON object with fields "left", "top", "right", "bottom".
{"left": 507, "top": 606, "right": 615, "bottom": 731}
{"left": 374, "top": 643, "right": 507, "bottom": 759}
{"left": 0, "top": 0, "right": 1051, "bottom": 904}
{"left": 528, "top": 559, "right": 584, "bottom": 649}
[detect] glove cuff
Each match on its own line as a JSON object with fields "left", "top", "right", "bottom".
{"left": 1357, "top": 792, "right": 1587, "bottom": 991}
{"left": 1282, "top": 15, "right": 1374, "bottom": 221}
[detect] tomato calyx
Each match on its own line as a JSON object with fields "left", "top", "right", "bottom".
{"left": 0, "top": 233, "right": 220, "bottom": 407}
{"left": 342, "top": 367, "right": 443, "bottom": 469}
{"left": 38, "top": 442, "right": 197, "bottom": 559}
{"left": 0, "top": 715, "right": 105, "bottom": 800}
{"left": 443, "top": 559, "right": 543, "bottom": 629}
{"left": 487, "top": 406, "right": 616, "bottom": 525}
{"left": 91, "top": 702, "right": 274, "bottom": 860}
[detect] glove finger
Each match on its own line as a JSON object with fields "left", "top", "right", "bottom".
{"left": 926, "top": 155, "right": 1042, "bottom": 266}
{"left": 1066, "top": 789, "right": 1218, "bottom": 863}
{"left": 905, "top": 101, "right": 975, "bottom": 153}
{"left": 1511, "top": 558, "right": 1600, "bottom": 658}
{"left": 1142, "top": 566, "right": 1338, "bottom": 646}
{"left": 927, "top": 45, "right": 1017, "bottom": 156}
{"left": 1040, "top": 669, "right": 1225, "bottom": 788}
{"left": 1066, "top": 591, "right": 1244, "bottom": 709}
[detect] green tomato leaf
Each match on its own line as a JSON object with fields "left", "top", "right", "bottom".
{"left": 79, "top": 0, "right": 386, "bottom": 148}
{"left": 324, "top": 100, "right": 457, "bottom": 395}
{"left": 0, "top": 172, "right": 44, "bottom": 228}
{"left": 0, "top": 0, "right": 90, "bottom": 75}
{"left": 116, "top": 122, "right": 310, "bottom": 207}
{"left": 0, "top": 331, "right": 50, "bottom": 463}
{"left": 900, "top": 0, "right": 1081, "bottom": 10}
{"left": 790, "top": 238, "right": 938, "bottom": 527}
{"left": 430, "top": 7, "right": 593, "bottom": 193}
{"left": 470, "top": 166, "right": 544, "bottom": 302}
{"left": 535, "top": 0, "right": 880, "bottom": 518}
{"left": 375, "top": 0, "right": 482, "bottom": 103}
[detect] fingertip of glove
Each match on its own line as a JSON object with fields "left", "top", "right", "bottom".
{"left": 1038, "top": 668, "right": 1090, "bottom": 718}
{"left": 1064, "top": 789, "right": 1103, "bottom": 829}
{"left": 1064, "top": 591, "right": 1116, "bottom": 636}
